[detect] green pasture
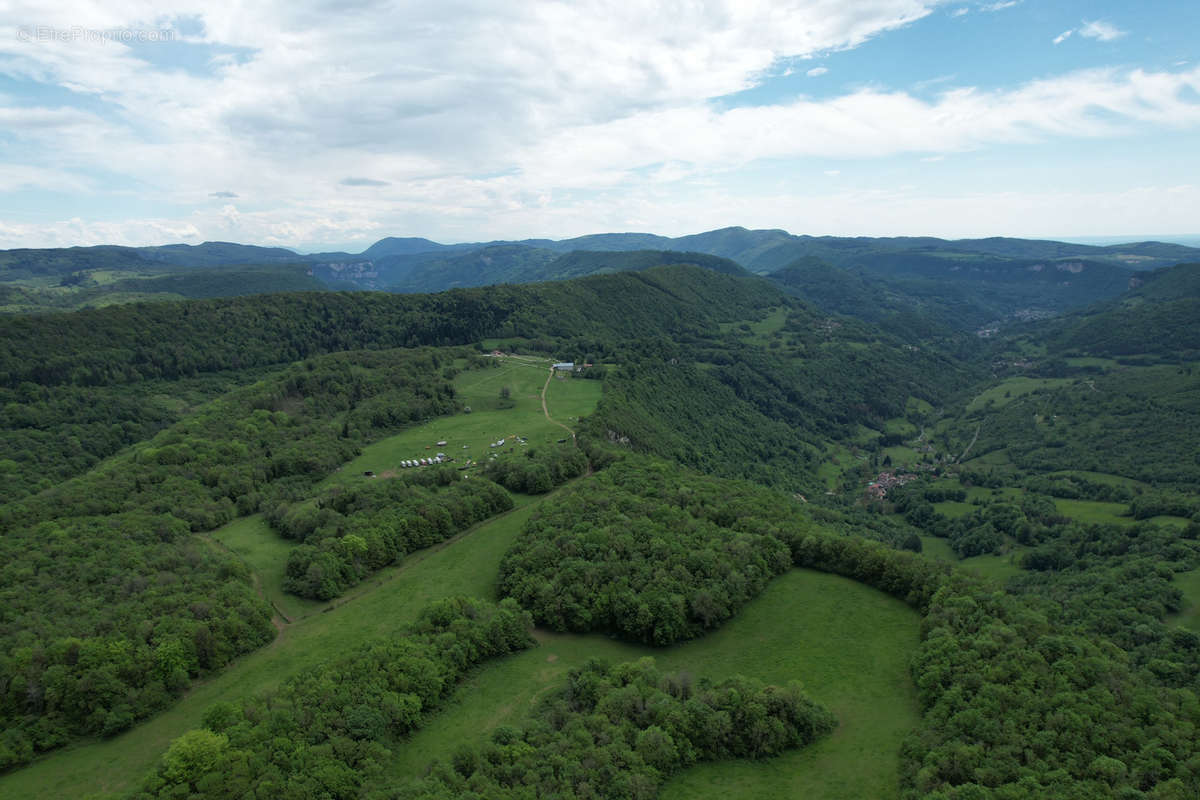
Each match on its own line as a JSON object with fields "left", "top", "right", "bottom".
{"left": 209, "top": 515, "right": 324, "bottom": 622}
{"left": 325, "top": 358, "right": 598, "bottom": 487}
{"left": 1170, "top": 570, "right": 1200, "bottom": 633}
{"left": 1044, "top": 470, "right": 1148, "bottom": 489}
{"left": 966, "top": 377, "right": 1069, "bottom": 413}
{"left": 933, "top": 500, "right": 975, "bottom": 518}
{"left": 1052, "top": 498, "right": 1132, "bottom": 525}
{"left": 919, "top": 535, "right": 1025, "bottom": 583}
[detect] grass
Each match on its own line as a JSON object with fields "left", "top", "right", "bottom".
{"left": 882, "top": 445, "right": 920, "bottom": 466}
{"left": 959, "top": 551, "right": 1026, "bottom": 583}
{"left": 1053, "top": 498, "right": 1132, "bottom": 525}
{"left": 1065, "top": 357, "right": 1117, "bottom": 369}
{"left": 722, "top": 307, "right": 789, "bottom": 344}
{"left": 918, "top": 535, "right": 1025, "bottom": 583}
{"left": 963, "top": 448, "right": 1013, "bottom": 468}
{"left": 323, "top": 358, "right": 597, "bottom": 488}
{"left": 919, "top": 535, "right": 956, "bottom": 562}
{"left": 933, "top": 500, "right": 975, "bottom": 519}
{"left": 884, "top": 417, "right": 918, "bottom": 437}
{"left": 966, "top": 377, "right": 1070, "bottom": 413}
{"left": 209, "top": 515, "right": 324, "bottom": 622}
{"left": 1170, "top": 570, "right": 1200, "bottom": 633}
{"left": 905, "top": 397, "right": 934, "bottom": 418}
{"left": 1044, "top": 470, "right": 1148, "bottom": 489}
{"left": 1149, "top": 515, "right": 1192, "bottom": 529}
{"left": 387, "top": 569, "right": 921, "bottom": 800}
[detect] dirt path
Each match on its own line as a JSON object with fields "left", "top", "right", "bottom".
{"left": 204, "top": 533, "right": 292, "bottom": 630}
{"left": 956, "top": 423, "right": 981, "bottom": 463}
{"left": 541, "top": 368, "right": 576, "bottom": 441}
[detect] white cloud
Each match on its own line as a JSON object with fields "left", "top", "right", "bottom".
{"left": 824, "top": 169, "right": 841, "bottom": 176}
{"left": 1054, "top": 20, "right": 1125, "bottom": 46}
{"left": 981, "top": 1, "right": 1019, "bottom": 11}
{"left": 514, "top": 66, "right": 1200, "bottom": 185}
{"left": 1079, "top": 20, "right": 1125, "bottom": 42}
{"left": 951, "top": 8, "right": 969, "bottom": 17}
{"left": 0, "top": 1, "right": 1194, "bottom": 248}
{"left": 806, "top": 66, "right": 829, "bottom": 77}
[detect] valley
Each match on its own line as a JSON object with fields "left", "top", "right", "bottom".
{"left": 0, "top": 256, "right": 1197, "bottom": 799}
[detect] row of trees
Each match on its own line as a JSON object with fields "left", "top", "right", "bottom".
{"left": 268, "top": 469, "right": 514, "bottom": 599}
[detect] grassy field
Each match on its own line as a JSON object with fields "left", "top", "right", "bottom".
{"left": 1065, "top": 357, "right": 1118, "bottom": 369}
{"left": 933, "top": 500, "right": 975, "bottom": 518}
{"left": 388, "top": 569, "right": 921, "bottom": 800}
{"left": 209, "top": 515, "right": 324, "bottom": 622}
{"left": 1170, "top": 570, "right": 1200, "bottom": 633}
{"left": 966, "top": 377, "right": 1070, "bottom": 413}
{"left": 884, "top": 417, "right": 919, "bottom": 437}
{"left": 722, "top": 306, "right": 788, "bottom": 344}
{"left": 918, "top": 535, "right": 1025, "bottom": 583}
{"left": 882, "top": 444, "right": 920, "bottom": 466}
{"left": 1052, "top": 498, "right": 1132, "bottom": 525}
{"left": 0, "top": 355, "right": 604, "bottom": 800}
{"left": 960, "top": 550, "right": 1026, "bottom": 583}
{"left": 919, "top": 535, "right": 957, "bottom": 562}
{"left": 324, "top": 358, "right": 598, "bottom": 488}
{"left": 1044, "top": 469, "right": 1148, "bottom": 488}
{"left": 963, "top": 448, "right": 1013, "bottom": 468}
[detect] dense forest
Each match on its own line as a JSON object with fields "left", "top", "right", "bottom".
{"left": 0, "top": 348, "right": 462, "bottom": 765}
{"left": 0, "top": 257, "right": 1199, "bottom": 799}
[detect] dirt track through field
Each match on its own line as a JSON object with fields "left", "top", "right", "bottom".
{"left": 541, "top": 368, "right": 576, "bottom": 441}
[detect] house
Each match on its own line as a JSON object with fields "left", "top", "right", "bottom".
{"left": 553, "top": 362, "right": 575, "bottom": 372}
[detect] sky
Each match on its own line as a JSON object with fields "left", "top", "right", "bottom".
{"left": 1, "top": 0, "right": 1198, "bottom": 253}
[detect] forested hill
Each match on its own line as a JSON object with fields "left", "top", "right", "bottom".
{"left": 767, "top": 252, "right": 1136, "bottom": 336}
{"left": 7, "top": 228, "right": 1195, "bottom": 314}
{"left": 0, "top": 265, "right": 779, "bottom": 388}
{"left": 312, "top": 247, "right": 747, "bottom": 292}
{"left": 332, "top": 227, "right": 1200, "bottom": 270}
{"left": 1042, "top": 262, "right": 1200, "bottom": 359}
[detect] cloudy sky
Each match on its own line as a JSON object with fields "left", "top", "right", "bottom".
{"left": 1, "top": 0, "right": 1198, "bottom": 252}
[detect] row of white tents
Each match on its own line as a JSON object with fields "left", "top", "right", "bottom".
{"left": 401, "top": 453, "right": 446, "bottom": 468}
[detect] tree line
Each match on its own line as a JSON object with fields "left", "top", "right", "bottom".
{"left": 268, "top": 468, "right": 513, "bottom": 600}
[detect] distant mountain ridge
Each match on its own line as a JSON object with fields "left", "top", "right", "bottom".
{"left": 3, "top": 228, "right": 1198, "bottom": 322}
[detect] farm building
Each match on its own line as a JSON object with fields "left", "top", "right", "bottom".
{"left": 553, "top": 362, "right": 575, "bottom": 372}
